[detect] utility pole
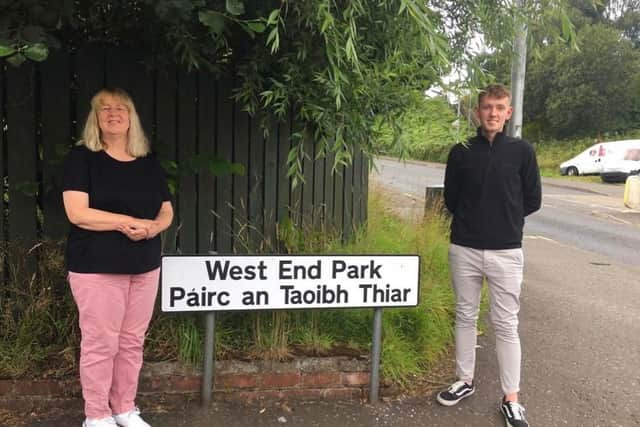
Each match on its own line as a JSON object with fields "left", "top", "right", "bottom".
{"left": 507, "top": 0, "right": 528, "bottom": 138}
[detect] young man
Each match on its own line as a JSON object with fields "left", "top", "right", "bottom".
{"left": 438, "top": 84, "right": 541, "bottom": 427}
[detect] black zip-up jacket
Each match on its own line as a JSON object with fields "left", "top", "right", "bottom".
{"left": 444, "top": 129, "right": 542, "bottom": 249}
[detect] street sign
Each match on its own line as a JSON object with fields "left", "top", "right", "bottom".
{"left": 161, "top": 255, "right": 420, "bottom": 312}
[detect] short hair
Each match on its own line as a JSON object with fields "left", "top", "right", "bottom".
{"left": 478, "top": 84, "right": 511, "bottom": 105}
{"left": 80, "top": 88, "right": 150, "bottom": 157}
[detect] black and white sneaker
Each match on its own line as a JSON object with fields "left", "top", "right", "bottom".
{"left": 500, "top": 399, "right": 529, "bottom": 427}
{"left": 436, "top": 380, "right": 475, "bottom": 406}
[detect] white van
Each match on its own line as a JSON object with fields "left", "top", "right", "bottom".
{"left": 600, "top": 140, "right": 640, "bottom": 182}
{"left": 559, "top": 140, "right": 640, "bottom": 181}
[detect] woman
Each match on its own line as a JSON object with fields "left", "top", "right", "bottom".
{"left": 63, "top": 88, "right": 173, "bottom": 427}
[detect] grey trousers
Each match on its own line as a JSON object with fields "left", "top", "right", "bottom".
{"left": 448, "top": 243, "right": 524, "bottom": 395}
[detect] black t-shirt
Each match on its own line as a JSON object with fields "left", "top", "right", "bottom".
{"left": 62, "top": 145, "right": 172, "bottom": 274}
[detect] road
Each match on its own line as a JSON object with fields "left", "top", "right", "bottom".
{"left": 373, "top": 156, "right": 640, "bottom": 264}
{"left": 15, "top": 157, "right": 640, "bottom": 427}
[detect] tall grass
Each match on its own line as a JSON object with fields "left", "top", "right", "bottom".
{"left": 147, "top": 189, "right": 457, "bottom": 385}
{"left": 1, "top": 189, "right": 457, "bottom": 386}
{"left": 0, "top": 241, "right": 78, "bottom": 378}
{"left": 334, "top": 192, "right": 455, "bottom": 382}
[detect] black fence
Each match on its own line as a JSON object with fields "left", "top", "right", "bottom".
{"left": 0, "top": 46, "right": 369, "bottom": 254}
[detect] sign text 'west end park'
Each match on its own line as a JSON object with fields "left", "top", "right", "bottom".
{"left": 161, "top": 255, "right": 420, "bottom": 312}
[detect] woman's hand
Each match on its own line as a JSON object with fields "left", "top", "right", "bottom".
{"left": 117, "top": 219, "right": 154, "bottom": 241}
{"left": 147, "top": 202, "right": 173, "bottom": 239}
{"left": 117, "top": 224, "right": 148, "bottom": 241}
{"left": 145, "top": 221, "right": 163, "bottom": 239}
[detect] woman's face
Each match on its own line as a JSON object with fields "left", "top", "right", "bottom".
{"left": 97, "top": 95, "right": 130, "bottom": 137}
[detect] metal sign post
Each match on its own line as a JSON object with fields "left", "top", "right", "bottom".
{"left": 369, "top": 307, "right": 383, "bottom": 403}
{"left": 201, "top": 250, "right": 217, "bottom": 405}
{"left": 201, "top": 311, "right": 216, "bottom": 405}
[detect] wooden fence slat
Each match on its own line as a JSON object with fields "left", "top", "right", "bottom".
{"left": 6, "top": 63, "right": 38, "bottom": 245}
{"left": 197, "top": 73, "right": 216, "bottom": 254}
{"left": 312, "top": 141, "right": 325, "bottom": 230}
{"left": 105, "top": 45, "right": 130, "bottom": 89}
{"left": 363, "top": 155, "right": 369, "bottom": 225}
{"left": 215, "top": 79, "right": 233, "bottom": 253}
{"left": 323, "top": 150, "right": 335, "bottom": 234}
{"left": 263, "top": 117, "right": 278, "bottom": 251}
{"left": 290, "top": 134, "right": 302, "bottom": 227}
{"left": 233, "top": 106, "right": 250, "bottom": 253}
{"left": 40, "top": 50, "right": 71, "bottom": 240}
{"left": 343, "top": 155, "right": 353, "bottom": 240}
{"left": 248, "top": 115, "right": 264, "bottom": 251}
{"left": 301, "top": 132, "right": 314, "bottom": 229}
{"left": 352, "top": 148, "right": 363, "bottom": 229}
{"left": 333, "top": 163, "right": 344, "bottom": 240}
{"left": 0, "top": 62, "right": 6, "bottom": 245}
{"left": 277, "top": 118, "right": 291, "bottom": 226}
{"left": 176, "top": 70, "right": 197, "bottom": 253}
{"left": 74, "top": 46, "right": 105, "bottom": 140}
{"left": 155, "top": 65, "right": 178, "bottom": 253}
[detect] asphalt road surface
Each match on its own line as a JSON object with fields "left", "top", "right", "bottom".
{"left": 373, "top": 156, "right": 640, "bottom": 264}
{"left": 13, "top": 157, "right": 640, "bottom": 427}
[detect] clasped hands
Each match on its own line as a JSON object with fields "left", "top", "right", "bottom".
{"left": 117, "top": 218, "right": 161, "bottom": 241}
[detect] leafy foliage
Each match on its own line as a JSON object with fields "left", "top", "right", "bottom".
{"left": 1, "top": 0, "right": 576, "bottom": 176}
{"left": 0, "top": 1, "right": 448, "bottom": 174}
{"left": 373, "top": 92, "right": 475, "bottom": 163}
{"left": 230, "top": 1, "right": 451, "bottom": 173}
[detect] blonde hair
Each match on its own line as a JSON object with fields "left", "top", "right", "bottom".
{"left": 80, "top": 88, "right": 150, "bottom": 157}
{"left": 478, "top": 84, "right": 511, "bottom": 105}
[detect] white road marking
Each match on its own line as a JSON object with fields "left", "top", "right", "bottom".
{"left": 545, "top": 194, "right": 628, "bottom": 212}
{"left": 524, "top": 235, "right": 557, "bottom": 242}
{"left": 591, "top": 212, "right": 632, "bottom": 225}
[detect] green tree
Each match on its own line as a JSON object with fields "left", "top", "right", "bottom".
{"left": 568, "top": 0, "right": 640, "bottom": 46}
{"left": 526, "top": 23, "right": 640, "bottom": 138}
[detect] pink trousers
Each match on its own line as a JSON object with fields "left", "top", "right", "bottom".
{"left": 68, "top": 268, "right": 159, "bottom": 419}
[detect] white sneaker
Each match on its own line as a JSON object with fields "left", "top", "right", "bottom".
{"left": 113, "top": 407, "right": 151, "bottom": 427}
{"left": 83, "top": 417, "right": 117, "bottom": 427}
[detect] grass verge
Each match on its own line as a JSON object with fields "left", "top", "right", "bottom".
{"left": 1, "top": 188, "right": 457, "bottom": 387}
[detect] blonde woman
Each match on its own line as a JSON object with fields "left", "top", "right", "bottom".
{"left": 63, "top": 88, "right": 173, "bottom": 427}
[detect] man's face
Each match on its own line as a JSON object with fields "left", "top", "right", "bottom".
{"left": 475, "top": 95, "right": 513, "bottom": 135}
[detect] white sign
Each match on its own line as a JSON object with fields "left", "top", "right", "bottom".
{"left": 161, "top": 255, "right": 420, "bottom": 312}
